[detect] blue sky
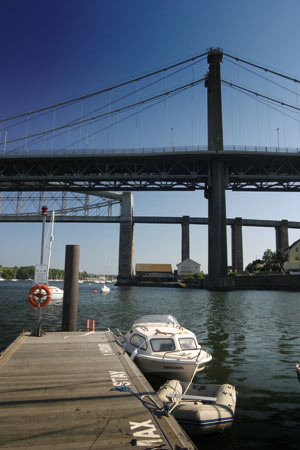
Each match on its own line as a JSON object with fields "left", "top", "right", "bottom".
{"left": 1, "top": 0, "right": 300, "bottom": 275}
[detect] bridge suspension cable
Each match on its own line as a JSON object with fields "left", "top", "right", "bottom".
{"left": 222, "top": 79, "right": 300, "bottom": 114}
{"left": 223, "top": 52, "right": 300, "bottom": 84}
{"left": 224, "top": 57, "right": 300, "bottom": 98}
{"left": 2, "top": 77, "right": 206, "bottom": 147}
{"left": 28, "top": 59, "right": 206, "bottom": 150}
{"left": 0, "top": 51, "right": 208, "bottom": 124}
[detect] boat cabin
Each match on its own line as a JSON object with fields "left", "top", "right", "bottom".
{"left": 126, "top": 315, "right": 199, "bottom": 354}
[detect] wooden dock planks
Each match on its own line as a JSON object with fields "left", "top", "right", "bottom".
{"left": 0, "top": 331, "right": 196, "bottom": 449}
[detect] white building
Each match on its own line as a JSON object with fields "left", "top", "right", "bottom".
{"left": 176, "top": 258, "right": 201, "bottom": 278}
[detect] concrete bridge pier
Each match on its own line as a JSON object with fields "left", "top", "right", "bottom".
{"left": 181, "top": 216, "right": 190, "bottom": 261}
{"left": 117, "top": 192, "right": 134, "bottom": 285}
{"left": 231, "top": 217, "right": 243, "bottom": 273}
{"left": 276, "top": 219, "right": 289, "bottom": 253}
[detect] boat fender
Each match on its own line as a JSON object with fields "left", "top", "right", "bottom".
{"left": 28, "top": 284, "right": 52, "bottom": 308}
{"left": 157, "top": 379, "right": 183, "bottom": 403}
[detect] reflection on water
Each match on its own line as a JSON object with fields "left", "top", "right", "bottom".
{"left": 0, "top": 282, "right": 300, "bottom": 449}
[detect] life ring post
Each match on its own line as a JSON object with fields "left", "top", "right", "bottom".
{"left": 28, "top": 284, "right": 52, "bottom": 337}
{"left": 28, "top": 284, "right": 52, "bottom": 308}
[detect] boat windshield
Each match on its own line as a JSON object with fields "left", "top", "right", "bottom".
{"left": 133, "top": 315, "right": 179, "bottom": 326}
{"left": 179, "top": 337, "right": 197, "bottom": 350}
{"left": 150, "top": 338, "right": 175, "bottom": 352}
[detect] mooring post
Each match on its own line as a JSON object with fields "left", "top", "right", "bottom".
{"left": 62, "top": 245, "right": 80, "bottom": 331}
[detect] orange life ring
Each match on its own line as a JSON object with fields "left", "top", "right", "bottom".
{"left": 28, "top": 284, "right": 52, "bottom": 308}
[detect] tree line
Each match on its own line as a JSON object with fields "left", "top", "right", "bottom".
{"left": 0, "top": 266, "right": 91, "bottom": 280}
{"left": 245, "top": 249, "right": 286, "bottom": 274}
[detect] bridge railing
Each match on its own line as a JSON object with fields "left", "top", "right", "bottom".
{"left": 1, "top": 144, "right": 300, "bottom": 158}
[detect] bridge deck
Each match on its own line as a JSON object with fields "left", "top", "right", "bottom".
{"left": 0, "top": 331, "right": 195, "bottom": 449}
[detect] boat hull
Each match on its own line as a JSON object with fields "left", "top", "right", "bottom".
{"left": 123, "top": 314, "right": 212, "bottom": 382}
{"left": 49, "top": 286, "right": 64, "bottom": 300}
{"left": 134, "top": 353, "right": 210, "bottom": 382}
{"left": 100, "top": 285, "right": 110, "bottom": 294}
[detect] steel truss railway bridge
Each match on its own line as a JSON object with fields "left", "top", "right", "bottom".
{"left": 1, "top": 49, "right": 300, "bottom": 288}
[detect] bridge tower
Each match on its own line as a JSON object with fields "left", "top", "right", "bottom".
{"left": 205, "top": 48, "right": 230, "bottom": 288}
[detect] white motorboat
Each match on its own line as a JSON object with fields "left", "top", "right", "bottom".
{"left": 157, "top": 379, "right": 237, "bottom": 436}
{"left": 49, "top": 285, "right": 64, "bottom": 300}
{"left": 296, "top": 363, "right": 300, "bottom": 381}
{"left": 100, "top": 283, "right": 110, "bottom": 294}
{"left": 122, "top": 314, "right": 212, "bottom": 381}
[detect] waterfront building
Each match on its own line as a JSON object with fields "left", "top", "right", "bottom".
{"left": 284, "top": 239, "right": 300, "bottom": 274}
{"left": 176, "top": 258, "right": 201, "bottom": 279}
{"left": 135, "top": 263, "right": 174, "bottom": 281}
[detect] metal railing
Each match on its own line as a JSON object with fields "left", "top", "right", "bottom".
{"left": 1, "top": 144, "right": 300, "bottom": 158}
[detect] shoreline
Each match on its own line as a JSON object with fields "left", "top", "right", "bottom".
{"left": 117, "top": 274, "right": 300, "bottom": 291}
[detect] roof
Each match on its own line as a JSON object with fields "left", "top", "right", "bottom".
{"left": 176, "top": 258, "right": 200, "bottom": 267}
{"left": 288, "top": 238, "right": 300, "bottom": 251}
{"left": 135, "top": 264, "right": 173, "bottom": 273}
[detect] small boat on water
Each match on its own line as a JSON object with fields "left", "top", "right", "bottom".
{"left": 48, "top": 285, "right": 64, "bottom": 300}
{"left": 100, "top": 241, "right": 110, "bottom": 294}
{"left": 121, "top": 314, "right": 212, "bottom": 381}
{"left": 296, "top": 363, "right": 300, "bottom": 381}
{"left": 157, "top": 379, "right": 237, "bottom": 436}
{"left": 100, "top": 283, "right": 110, "bottom": 294}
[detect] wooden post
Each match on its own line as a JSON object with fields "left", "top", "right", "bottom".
{"left": 62, "top": 245, "right": 80, "bottom": 331}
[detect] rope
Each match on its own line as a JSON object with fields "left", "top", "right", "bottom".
{"left": 167, "top": 348, "right": 202, "bottom": 415}
{"left": 110, "top": 384, "right": 169, "bottom": 414}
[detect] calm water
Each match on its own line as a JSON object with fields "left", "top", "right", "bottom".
{"left": 0, "top": 281, "right": 300, "bottom": 450}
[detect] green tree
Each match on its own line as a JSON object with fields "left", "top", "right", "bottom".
{"left": 2, "top": 267, "right": 15, "bottom": 279}
{"left": 262, "top": 248, "right": 286, "bottom": 273}
{"left": 262, "top": 249, "right": 275, "bottom": 271}
{"left": 245, "top": 258, "right": 264, "bottom": 273}
{"left": 17, "top": 266, "right": 35, "bottom": 280}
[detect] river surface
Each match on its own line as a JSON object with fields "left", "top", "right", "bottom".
{"left": 0, "top": 281, "right": 299, "bottom": 450}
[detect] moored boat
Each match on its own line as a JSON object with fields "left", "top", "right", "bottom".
{"left": 157, "top": 379, "right": 237, "bottom": 436}
{"left": 296, "top": 362, "right": 300, "bottom": 381}
{"left": 100, "top": 283, "right": 110, "bottom": 294}
{"left": 122, "top": 314, "right": 212, "bottom": 381}
{"left": 48, "top": 285, "right": 64, "bottom": 300}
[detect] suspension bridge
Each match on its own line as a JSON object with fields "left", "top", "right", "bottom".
{"left": 1, "top": 48, "right": 300, "bottom": 288}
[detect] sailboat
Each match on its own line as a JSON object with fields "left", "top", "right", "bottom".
{"left": 100, "top": 241, "right": 110, "bottom": 294}
{"left": 47, "top": 211, "right": 64, "bottom": 300}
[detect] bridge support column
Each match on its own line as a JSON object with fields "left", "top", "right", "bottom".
{"left": 231, "top": 217, "right": 243, "bottom": 273}
{"left": 181, "top": 216, "right": 190, "bottom": 261}
{"left": 204, "top": 48, "right": 231, "bottom": 290}
{"left": 117, "top": 192, "right": 134, "bottom": 285}
{"left": 275, "top": 219, "right": 289, "bottom": 254}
